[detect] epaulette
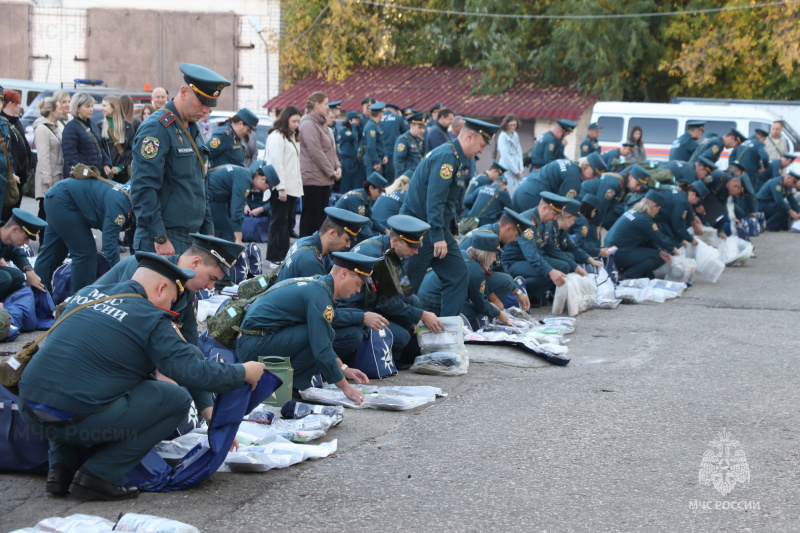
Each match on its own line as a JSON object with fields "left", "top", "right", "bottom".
{"left": 158, "top": 111, "right": 177, "bottom": 128}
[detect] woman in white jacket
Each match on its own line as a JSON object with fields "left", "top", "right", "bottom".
{"left": 33, "top": 96, "right": 65, "bottom": 244}
{"left": 497, "top": 114, "right": 525, "bottom": 197}
{"left": 265, "top": 105, "right": 303, "bottom": 265}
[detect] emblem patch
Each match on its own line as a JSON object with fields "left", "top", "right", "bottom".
{"left": 369, "top": 130, "right": 376, "bottom": 137}
{"left": 704, "top": 175, "right": 713, "bottom": 183}
{"left": 114, "top": 214, "right": 126, "bottom": 226}
{"left": 244, "top": 189, "right": 251, "bottom": 197}
{"left": 776, "top": 185, "right": 782, "bottom": 191}
{"left": 548, "top": 143, "right": 555, "bottom": 151}
{"left": 323, "top": 305, "right": 334, "bottom": 323}
{"left": 358, "top": 205, "right": 366, "bottom": 216}
{"left": 581, "top": 226, "right": 588, "bottom": 236}
{"left": 712, "top": 145, "right": 719, "bottom": 154}
{"left": 440, "top": 164, "right": 454, "bottom": 179}
{"left": 652, "top": 223, "right": 659, "bottom": 231}
{"left": 581, "top": 145, "right": 588, "bottom": 152}
{"left": 523, "top": 228, "right": 534, "bottom": 240}
{"left": 171, "top": 322, "right": 186, "bottom": 342}
{"left": 141, "top": 137, "right": 160, "bottom": 159}
{"left": 681, "top": 210, "right": 687, "bottom": 219}
{"left": 209, "top": 137, "right": 221, "bottom": 149}
{"left": 605, "top": 189, "right": 615, "bottom": 199}
{"left": 566, "top": 190, "right": 576, "bottom": 198}
{"left": 397, "top": 143, "right": 406, "bottom": 152}
{"left": 480, "top": 280, "right": 486, "bottom": 294}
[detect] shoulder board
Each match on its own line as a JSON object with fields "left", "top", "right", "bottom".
{"left": 158, "top": 111, "right": 176, "bottom": 128}
{"left": 606, "top": 172, "right": 625, "bottom": 181}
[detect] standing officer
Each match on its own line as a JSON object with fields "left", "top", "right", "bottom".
{"left": 236, "top": 252, "right": 378, "bottom": 402}
{"left": 337, "top": 111, "right": 361, "bottom": 194}
{"left": 131, "top": 63, "right": 230, "bottom": 255}
{"left": 580, "top": 122, "right": 602, "bottom": 156}
{"left": 531, "top": 119, "right": 576, "bottom": 170}
{"left": 34, "top": 173, "right": 133, "bottom": 295}
{"left": 401, "top": 118, "right": 500, "bottom": 316}
{"left": 97, "top": 234, "right": 242, "bottom": 346}
{"left": 363, "top": 102, "right": 387, "bottom": 177}
{"left": 756, "top": 171, "right": 800, "bottom": 231}
{"left": 669, "top": 120, "right": 705, "bottom": 161}
{"left": 19, "top": 253, "right": 266, "bottom": 501}
{"left": 381, "top": 103, "right": 408, "bottom": 179}
{"left": 393, "top": 111, "right": 426, "bottom": 179}
{"left": 349, "top": 215, "right": 444, "bottom": 364}
{"left": 689, "top": 132, "right": 724, "bottom": 163}
{"left": 0, "top": 209, "right": 47, "bottom": 299}
{"left": 207, "top": 108, "right": 259, "bottom": 167}
{"left": 334, "top": 171, "right": 389, "bottom": 243}
{"left": 207, "top": 163, "right": 279, "bottom": 243}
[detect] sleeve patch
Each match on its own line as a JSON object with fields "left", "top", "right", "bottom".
{"left": 209, "top": 137, "right": 221, "bottom": 149}
{"left": 115, "top": 214, "right": 126, "bottom": 226}
{"left": 440, "top": 164, "right": 454, "bottom": 179}
{"left": 397, "top": 143, "right": 406, "bottom": 152}
{"left": 140, "top": 137, "right": 160, "bottom": 159}
{"left": 323, "top": 305, "right": 335, "bottom": 323}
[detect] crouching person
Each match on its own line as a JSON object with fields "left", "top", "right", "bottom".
{"left": 236, "top": 252, "right": 379, "bottom": 403}
{"left": 18, "top": 253, "right": 266, "bottom": 501}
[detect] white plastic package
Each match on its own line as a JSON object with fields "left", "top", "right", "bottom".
{"left": 113, "top": 513, "right": 199, "bottom": 533}
{"left": 223, "top": 434, "right": 338, "bottom": 473}
{"left": 31, "top": 514, "right": 115, "bottom": 533}
{"left": 410, "top": 351, "right": 468, "bottom": 376}
{"left": 552, "top": 273, "right": 597, "bottom": 317}
{"left": 694, "top": 240, "right": 725, "bottom": 282}
{"left": 416, "top": 316, "right": 466, "bottom": 355}
{"left": 299, "top": 384, "right": 443, "bottom": 410}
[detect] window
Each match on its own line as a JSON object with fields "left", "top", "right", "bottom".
{"left": 749, "top": 121, "right": 771, "bottom": 137}
{"left": 630, "top": 118, "right": 678, "bottom": 144}
{"left": 703, "top": 121, "right": 736, "bottom": 138}
{"left": 597, "top": 116, "right": 623, "bottom": 142}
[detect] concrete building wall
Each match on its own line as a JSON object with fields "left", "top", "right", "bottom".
{"left": 0, "top": 3, "right": 31, "bottom": 79}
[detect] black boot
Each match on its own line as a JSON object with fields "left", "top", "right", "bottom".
{"left": 69, "top": 467, "right": 139, "bottom": 501}
{"left": 45, "top": 463, "right": 75, "bottom": 495}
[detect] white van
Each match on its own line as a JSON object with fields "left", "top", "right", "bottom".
{"left": 590, "top": 102, "right": 800, "bottom": 169}
{"left": 0, "top": 79, "right": 64, "bottom": 109}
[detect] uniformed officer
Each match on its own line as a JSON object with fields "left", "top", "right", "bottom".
{"left": 530, "top": 119, "right": 576, "bottom": 169}
{"left": 462, "top": 176, "right": 513, "bottom": 228}
{"left": 337, "top": 111, "right": 362, "bottom": 194}
{"left": 693, "top": 157, "right": 717, "bottom": 185}
{"left": 372, "top": 175, "right": 410, "bottom": 230}
{"left": 0, "top": 87, "right": 14, "bottom": 206}
{"left": 689, "top": 132, "right": 724, "bottom": 163}
{"left": 591, "top": 164, "right": 651, "bottom": 231}
{"left": 766, "top": 153, "right": 796, "bottom": 180}
{"left": 727, "top": 161, "right": 758, "bottom": 221}
{"left": 381, "top": 103, "right": 409, "bottom": 179}
{"left": 580, "top": 122, "right": 602, "bottom": 156}
{"left": 658, "top": 160, "right": 697, "bottom": 185}
{"left": 419, "top": 232, "right": 512, "bottom": 329}
{"left": 97, "top": 233, "right": 243, "bottom": 346}
{"left": 131, "top": 63, "right": 230, "bottom": 255}
{"left": 569, "top": 194, "right": 607, "bottom": 258}
{"left": 501, "top": 192, "right": 571, "bottom": 300}
{"left": 458, "top": 207, "right": 534, "bottom": 311}
{"left": 426, "top": 104, "right": 443, "bottom": 129}
{"left": 549, "top": 199, "right": 604, "bottom": 271}
{"left": 348, "top": 215, "right": 444, "bottom": 363}
{"left": 393, "top": 112, "right": 426, "bottom": 179}
{"left": 358, "top": 97, "right": 375, "bottom": 137}
{"left": 513, "top": 152, "right": 606, "bottom": 212}
{"left": 207, "top": 163, "right": 279, "bottom": 243}
{"left": 463, "top": 161, "right": 508, "bottom": 210}
{"left": 669, "top": 120, "right": 705, "bottom": 161}
{"left": 734, "top": 131, "right": 772, "bottom": 190}
{"left": 401, "top": 117, "right": 500, "bottom": 316}
{"left": 19, "top": 252, "right": 266, "bottom": 500}
{"left": 207, "top": 108, "right": 258, "bottom": 167}
{"left": 0, "top": 208, "right": 47, "bottom": 299}
{"left": 756, "top": 172, "right": 800, "bottom": 231}
{"left": 236, "top": 252, "right": 379, "bottom": 402}
{"left": 601, "top": 142, "right": 634, "bottom": 169}
{"left": 700, "top": 169, "right": 742, "bottom": 238}
{"left": 34, "top": 176, "right": 133, "bottom": 295}
{"left": 334, "top": 171, "right": 389, "bottom": 243}
{"left": 604, "top": 190, "right": 680, "bottom": 279}
{"left": 327, "top": 100, "right": 342, "bottom": 120}
{"left": 652, "top": 186, "right": 701, "bottom": 249}
{"left": 723, "top": 128, "right": 747, "bottom": 161}
{"left": 363, "top": 102, "right": 387, "bottom": 177}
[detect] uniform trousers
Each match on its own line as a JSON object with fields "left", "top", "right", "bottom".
{"left": 506, "top": 256, "right": 572, "bottom": 301}
{"left": 615, "top": 247, "right": 665, "bottom": 279}
{"left": 757, "top": 202, "right": 790, "bottom": 231}
{"left": 210, "top": 201, "right": 235, "bottom": 242}
{"left": 338, "top": 157, "right": 360, "bottom": 195}
{"left": 404, "top": 231, "right": 468, "bottom": 317}
{"left": 0, "top": 265, "right": 25, "bottom": 300}
{"left": 299, "top": 185, "right": 330, "bottom": 237}
{"left": 21, "top": 380, "right": 191, "bottom": 485}
{"left": 36, "top": 195, "right": 97, "bottom": 294}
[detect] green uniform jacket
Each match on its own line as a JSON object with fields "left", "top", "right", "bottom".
{"left": 551, "top": 224, "right": 590, "bottom": 267}
{"left": 96, "top": 254, "right": 199, "bottom": 346}
{"left": 0, "top": 225, "right": 31, "bottom": 270}
{"left": 756, "top": 176, "right": 800, "bottom": 214}
{"left": 570, "top": 214, "right": 602, "bottom": 257}
{"left": 371, "top": 190, "right": 405, "bottom": 229}
{"left": 335, "top": 188, "right": 387, "bottom": 238}
{"left": 19, "top": 280, "right": 245, "bottom": 413}
{"left": 669, "top": 132, "right": 698, "bottom": 162}
{"left": 363, "top": 119, "right": 384, "bottom": 169}
{"left": 531, "top": 131, "right": 564, "bottom": 168}
{"left": 207, "top": 124, "right": 245, "bottom": 167}
{"left": 400, "top": 139, "right": 468, "bottom": 242}
{"left": 689, "top": 135, "right": 723, "bottom": 163}
{"left": 240, "top": 274, "right": 344, "bottom": 384}
{"left": 654, "top": 187, "right": 695, "bottom": 247}
{"left": 464, "top": 184, "right": 512, "bottom": 227}
{"left": 501, "top": 208, "right": 556, "bottom": 278}
{"left": 604, "top": 209, "right": 675, "bottom": 254}
{"left": 130, "top": 100, "right": 214, "bottom": 241}
{"left": 393, "top": 131, "right": 423, "bottom": 179}
{"left": 580, "top": 136, "right": 600, "bottom": 156}
{"left": 418, "top": 253, "right": 499, "bottom": 319}
{"left": 207, "top": 164, "right": 252, "bottom": 233}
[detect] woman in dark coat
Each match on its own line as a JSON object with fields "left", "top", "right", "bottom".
{"left": 61, "top": 92, "right": 112, "bottom": 179}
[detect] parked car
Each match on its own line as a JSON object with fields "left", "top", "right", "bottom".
{"left": 208, "top": 110, "right": 273, "bottom": 162}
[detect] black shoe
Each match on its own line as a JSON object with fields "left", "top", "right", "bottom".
{"left": 69, "top": 467, "right": 139, "bottom": 501}
{"left": 289, "top": 230, "right": 300, "bottom": 239}
{"left": 46, "top": 463, "right": 75, "bottom": 495}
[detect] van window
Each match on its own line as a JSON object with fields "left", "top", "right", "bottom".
{"left": 704, "top": 121, "right": 736, "bottom": 138}
{"left": 630, "top": 118, "right": 678, "bottom": 144}
{"left": 749, "top": 121, "right": 771, "bottom": 137}
{"left": 597, "top": 116, "right": 623, "bottom": 142}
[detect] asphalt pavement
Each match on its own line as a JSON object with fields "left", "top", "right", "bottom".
{"left": 2, "top": 221, "right": 799, "bottom": 532}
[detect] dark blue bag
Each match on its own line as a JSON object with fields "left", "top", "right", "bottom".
{"left": 33, "top": 289, "right": 56, "bottom": 330}
{"left": 603, "top": 253, "right": 620, "bottom": 285}
{"left": 0, "top": 385, "right": 49, "bottom": 473}
{"left": 242, "top": 215, "right": 270, "bottom": 243}
{"left": 245, "top": 243, "right": 262, "bottom": 276}
{"left": 51, "top": 253, "right": 112, "bottom": 305}
{"left": 198, "top": 331, "right": 238, "bottom": 364}
{"left": 123, "top": 372, "right": 281, "bottom": 491}
{"left": 351, "top": 327, "right": 396, "bottom": 379}
{"left": 4, "top": 287, "right": 37, "bottom": 332}
{"left": 329, "top": 193, "right": 343, "bottom": 207}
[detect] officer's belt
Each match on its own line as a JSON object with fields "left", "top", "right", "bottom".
{"left": 23, "top": 403, "right": 90, "bottom": 428}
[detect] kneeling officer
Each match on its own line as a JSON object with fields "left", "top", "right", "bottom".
{"left": 19, "top": 253, "right": 266, "bottom": 501}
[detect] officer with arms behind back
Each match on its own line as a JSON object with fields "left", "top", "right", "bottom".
{"left": 131, "top": 63, "right": 231, "bottom": 255}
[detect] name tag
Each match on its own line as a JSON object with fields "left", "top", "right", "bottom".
{"left": 176, "top": 147, "right": 194, "bottom": 156}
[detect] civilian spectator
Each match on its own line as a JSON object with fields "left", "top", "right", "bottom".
{"left": 628, "top": 125, "right": 646, "bottom": 162}
{"left": 62, "top": 92, "right": 112, "bottom": 179}
{"left": 33, "top": 96, "right": 65, "bottom": 235}
{"left": 497, "top": 113, "right": 525, "bottom": 196}
{"left": 98, "top": 96, "right": 134, "bottom": 183}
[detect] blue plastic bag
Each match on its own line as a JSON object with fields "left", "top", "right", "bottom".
{"left": 51, "top": 254, "right": 112, "bottom": 305}
{"left": 245, "top": 243, "right": 262, "bottom": 276}
{"left": 242, "top": 215, "right": 270, "bottom": 243}
{"left": 4, "top": 287, "right": 37, "bottom": 332}
{"left": 351, "top": 327, "right": 396, "bottom": 379}
{"left": 0, "top": 385, "right": 49, "bottom": 473}
{"left": 198, "top": 331, "right": 238, "bottom": 364}
{"left": 33, "top": 288, "right": 56, "bottom": 330}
